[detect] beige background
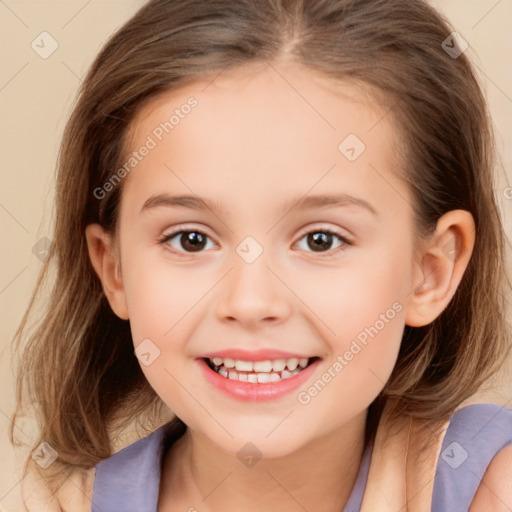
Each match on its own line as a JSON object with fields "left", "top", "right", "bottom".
{"left": 1, "top": 1, "right": 511, "bottom": 510}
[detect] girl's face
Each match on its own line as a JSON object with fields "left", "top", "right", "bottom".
{"left": 113, "top": 62, "right": 421, "bottom": 457}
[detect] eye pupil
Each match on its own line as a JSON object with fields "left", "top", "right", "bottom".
{"left": 308, "top": 232, "right": 332, "bottom": 252}
{"left": 181, "top": 232, "right": 206, "bottom": 251}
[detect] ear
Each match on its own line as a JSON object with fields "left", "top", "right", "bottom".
{"left": 85, "top": 223, "right": 129, "bottom": 320}
{"left": 405, "top": 210, "right": 475, "bottom": 327}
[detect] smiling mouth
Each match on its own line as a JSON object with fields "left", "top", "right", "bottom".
{"left": 204, "top": 356, "right": 320, "bottom": 383}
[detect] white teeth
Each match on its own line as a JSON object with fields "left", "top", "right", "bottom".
{"left": 255, "top": 372, "right": 282, "bottom": 383}
{"left": 257, "top": 373, "right": 272, "bottom": 383}
{"left": 235, "top": 360, "right": 253, "bottom": 372}
{"left": 209, "top": 357, "right": 311, "bottom": 374}
{"left": 287, "top": 358, "right": 299, "bottom": 371}
{"left": 253, "top": 360, "right": 272, "bottom": 372}
{"left": 223, "top": 358, "right": 236, "bottom": 368}
{"left": 272, "top": 359, "right": 287, "bottom": 372}
{"left": 281, "top": 369, "right": 293, "bottom": 379}
{"left": 208, "top": 356, "right": 313, "bottom": 383}
{"left": 212, "top": 364, "right": 303, "bottom": 382}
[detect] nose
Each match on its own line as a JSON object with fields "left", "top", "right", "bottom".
{"left": 215, "top": 253, "right": 293, "bottom": 328}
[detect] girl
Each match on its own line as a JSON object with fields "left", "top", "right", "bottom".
{"left": 11, "top": 0, "right": 512, "bottom": 510}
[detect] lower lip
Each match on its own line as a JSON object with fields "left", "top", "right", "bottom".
{"left": 197, "top": 358, "right": 320, "bottom": 401}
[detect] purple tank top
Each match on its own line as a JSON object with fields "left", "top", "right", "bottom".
{"left": 91, "top": 403, "right": 512, "bottom": 511}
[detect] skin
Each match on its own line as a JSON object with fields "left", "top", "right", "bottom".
{"left": 86, "top": 61, "right": 477, "bottom": 511}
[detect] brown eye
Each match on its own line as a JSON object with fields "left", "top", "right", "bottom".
{"left": 178, "top": 232, "right": 207, "bottom": 252}
{"left": 307, "top": 232, "right": 335, "bottom": 252}
{"left": 160, "top": 230, "right": 214, "bottom": 254}
{"left": 296, "top": 229, "right": 352, "bottom": 254}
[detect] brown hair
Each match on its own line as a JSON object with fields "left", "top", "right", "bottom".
{"left": 11, "top": 0, "right": 511, "bottom": 491}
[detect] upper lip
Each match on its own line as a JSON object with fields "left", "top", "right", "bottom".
{"left": 198, "top": 349, "right": 316, "bottom": 361}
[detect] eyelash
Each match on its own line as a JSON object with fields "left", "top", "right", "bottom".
{"left": 158, "top": 225, "right": 353, "bottom": 258}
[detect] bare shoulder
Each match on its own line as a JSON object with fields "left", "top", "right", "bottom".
{"left": 56, "top": 466, "right": 96, "bottom": 512}
{"left": 470, "top": 444, "right": 512, "bottom": 511}
{"left": 23, "top": 460, "right": 96, "bottom": 512}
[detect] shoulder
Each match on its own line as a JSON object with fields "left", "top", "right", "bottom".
{"left": 21, "top": 421, "right": 183, "bottom": 512}
{"left": 430, "top": 402, "right": 512, "bottom": 511}
{"left": 23, "top": 460, "right": 95, "bottom": 512}
{"left": 470, "top": 443, "right": 512, "bottom": 511}
{"left": 92, "top": 421, "right": 184, "bottom": 509}
{"left": 55, "top": 466, "right": 95, "bottom": 512}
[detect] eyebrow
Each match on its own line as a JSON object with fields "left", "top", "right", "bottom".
{"left": 140, "top": 193, "right": 378, "bottom": 217}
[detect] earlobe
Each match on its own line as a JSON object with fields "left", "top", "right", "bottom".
{"left": 85, "top": 223, "right": 129, "bottom": 320}
{"left": 405, "top": 210, "right": 475, "bottom": 327}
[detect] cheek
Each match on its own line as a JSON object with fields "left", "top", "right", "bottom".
{"left": 292, "top": 244, "right": 410, "bottom": 342}
{"left": 120, "top": 251, "right": 202, "bottom": 409}
{"left": 296, "top": 294, "right": 405, "bottom": 418}
{"left": 121, "top": 246, "right": 205, "bottom": 343}
{"left": 292, "top": 246, "right": 409, "bottom": 403}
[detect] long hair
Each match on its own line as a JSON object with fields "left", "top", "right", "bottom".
{"left": 11, "top": 0, "right": 511, "bottom": 491}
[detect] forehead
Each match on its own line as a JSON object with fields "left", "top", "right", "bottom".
{"left": 119, "top": 61, "right": 409, "bottom": 220}
{"left": 127, "top": 61, "right": 392, "bottom": 149}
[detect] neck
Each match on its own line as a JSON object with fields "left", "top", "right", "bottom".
{"left": 159, "top": 411, "right": 368, "bottom": 512}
